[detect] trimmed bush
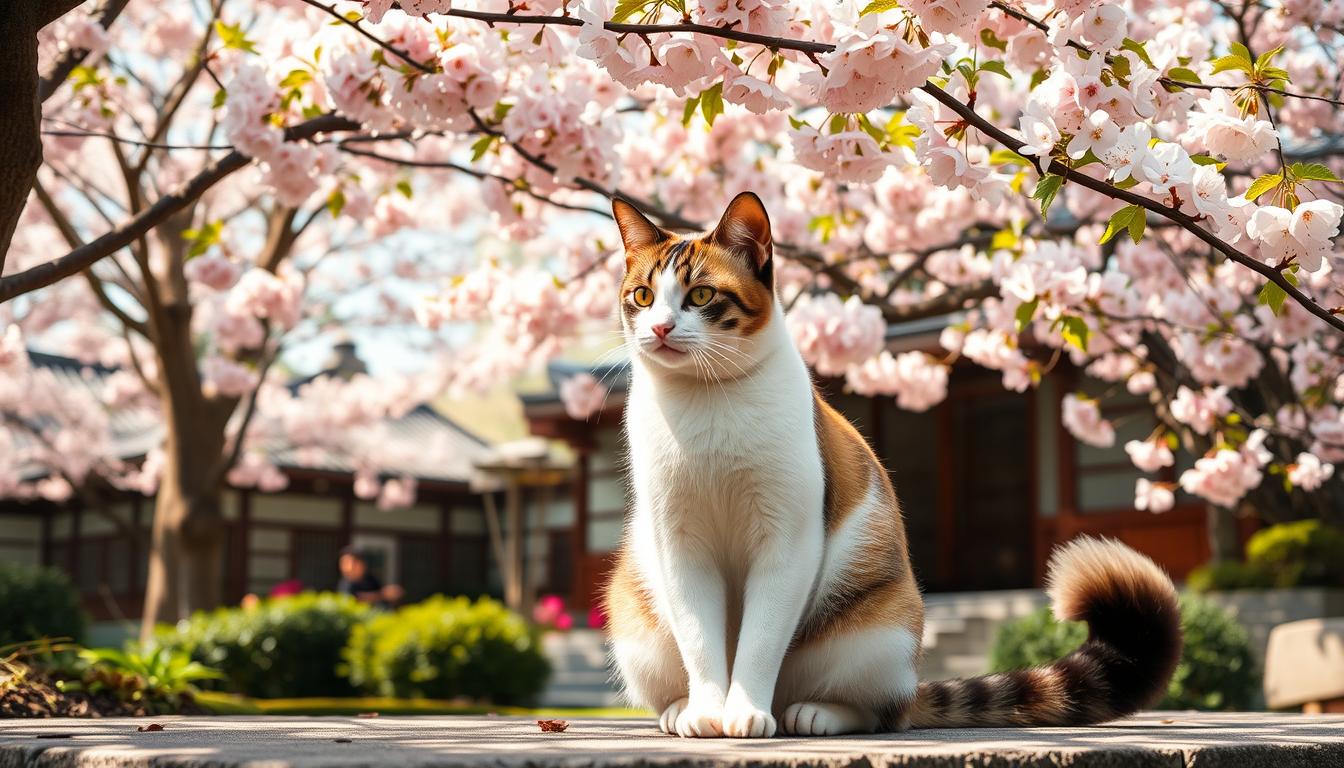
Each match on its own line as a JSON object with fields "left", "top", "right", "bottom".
{"left": 156, "top": 592, "right": 370, "bottom": 698}
{"left": 0, "top": 562, "right": 85, "bottom": 647}
{"left": 1185, "top": 560, "right": 1273, "bottom": 593}
{"left": 1188, "top": 520, "right": 1344, "bottom": 592}
{"left": 988, "top": 594, "right": 1256, "bottom": 711}
{"left": 1245, "top": 519, "right": 1344, "bottom": 588}
{"left": 344, "top": 595, "right": 550, "bottom": 705}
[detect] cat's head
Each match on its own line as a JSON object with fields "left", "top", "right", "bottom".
{"left": 613, "top": 193, "right": 776, "bottom": 379}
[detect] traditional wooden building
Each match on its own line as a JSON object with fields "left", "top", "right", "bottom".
{"left": 523, "top": 321, "right": 1243, "bottom": 614}
{"left": 0, "top": 346, "right": 508, "bottom": 621}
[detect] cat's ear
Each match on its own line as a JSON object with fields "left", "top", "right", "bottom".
{"left": 709, "top": 191, "right": 772, "bottom": 271}
{"left": 612, "top": 198, "right": 669, "bottom": 252}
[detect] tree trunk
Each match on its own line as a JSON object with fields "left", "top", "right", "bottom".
{"left": 1206, "top": 504, "right": 1241, "bottom": 564}
{"left": 0, "top": 4, "right": 43, "bottom": 274}
{"left": 139, "top": 214, "right": 232, "bottom": 642}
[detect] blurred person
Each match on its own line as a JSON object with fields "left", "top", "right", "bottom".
{"left": 336, "top": 546, "right": 403, "bottom": 607}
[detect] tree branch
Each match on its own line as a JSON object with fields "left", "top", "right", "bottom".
{"left": 37, "top": 0, "right": 131, "bottom": 102}
{"left": 0, "top": 114, "right": 361, "bottom": 303}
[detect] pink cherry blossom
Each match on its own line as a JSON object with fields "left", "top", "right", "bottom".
{"left": 787, "top": 293, "right": 887, "bottom": 377}
{"left": 1062, "top": 393, "right": 1116, "bottom": 448}
{"left": 1288, "top": 452, "right": 1335, "bottom": 491}
{"left": 1125, "top": 438, "right": 1175, "bottom": 472}
{"left": 845, "top": 351, "right": 949, "bottom": 412}
{"left": 1170, "top": 385, "right": 1232, "bottom": 435}
{"left": 1134, "top": 478, "right": 1175, "bottom": 513}
{"left": 560, "top": 373, "right": 608, "bottom": 420}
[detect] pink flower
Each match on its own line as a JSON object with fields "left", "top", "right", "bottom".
{"left": 722, "top": 72, "right": 791, "bottom": 114}
{"left": 805, "top": 17, "right": 953, "bottom": 113}
{"left": 845, "top": 351, "right": 949, "bottom": 412}
{"left": 1062, "top": 393, "right": 1115, "bottom": 448}
{"left": 201, "top": 356, "right": 258, "bottom": 398}
{"left": 1125, "top": 438, "right": 1175, "bottom": 472}
{"left": 353, "top": 468, "right": 380, "bottom": 500}
{"left": 560, "top": 373, "right": 608, "bottom": 420}
{"left": 906, "top": 0, "right": 988, "bottom": 36}
{"left": 1178, "top": 433, "right": 1269, "bottom": 507}
{"left": 1288, "top": 452, "right": 1335, "bottom": 491}
{"left": 0, "top": 325, "right": 27, "bottom": 376}
{"left": 226, "top": 268, "right": 304, "bottom": 330}
{"left": 185, "top": 253, "right": 241, "bottom": 291}
{"left": 1134, "top": 478, "right": 1175, "bottom": 513}
{"left": 1183, "top": 90, "right": 1278, "bottom": 163}
{"left": 377, "top": 475, "right": 417, "bottom": 510}
{"left": 787, "top": 294, "right": 887, "bottom": 377}
{"left": 1169, "top": 385, "right": 1232, "bottom": 435}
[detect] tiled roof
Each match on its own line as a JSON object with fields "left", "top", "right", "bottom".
{"left": 18, "top": 351, "right": 490, "bottom": 485}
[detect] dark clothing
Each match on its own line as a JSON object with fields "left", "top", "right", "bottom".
{"left": 337, "top": 573, "right": 383, "bottom": 599}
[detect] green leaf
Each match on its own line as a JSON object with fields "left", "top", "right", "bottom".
{"left": 1121, "top": 38, "right": 1155, "bottom": 68}
{"left": 700, "top": 81, "right": 724, "bottom": 127}
{"left": 1289, "top": 162, "right": 1342, "bottom": 184}
{"left": 1254, "top": 45, "right": 1284, "bottom": 72}
{"left": 212, "top": 88, "right": 228, "bottom": 109}
{"left": 1127, "top": 206, "right": 1146, "bottom": 243}
{"left": 326, "top": 188, "right": 346, "bottom": 218}
{"left": 395, "top": 179, "right": 413, "bottom": 199}
{"left": 1165, "top": 431, "right": 1180, "bottom": 451}
{"left": 991, "top": 228, "right": 1019, "bottom": 251}
{"left": 856, "top": 113, "right": 886, "bottom": 145}
{"left": 1167, "top": 66, "right": 1200, "bottom": 84}
{"left": 980, "top": 28, "right": 1008, "bottom": 52}
{"left": 859, "top": 0, "right": 902, "bottom": 14}
{"left": 808, "top": 214, "right": 836, "bottom": 244}
{"left": 885, "top": 111, "right": 919, "bottom": 149}
{"left": 787, "top": 114, "right": 807, "bottom": 131}
{"left": 214, "top": 20, "right": 259, "bottom": 54}
{"left": 1245, "top": 172, "right": 1283, "bottom": 202}
{"left": 682, "top": 94, "right": 702, "bottom": 127}
{"left": 1229, "top": 41, "right": 1253, "bottom": 65}
{"left": 1060, "top": 316, "right": 1090, "bottom": 352}
{"left": 980, "top": 60, "right": 1010, "bottom": 79}
{"left": 469, "top": 134, "right": 495, "bottom": 162}
{"left": 1258, "top": 280, "right": 1288, "bottom": 315}
{"left": 1099, "top": 205, "right": 1139, "bottom": 245}
{"left": 610, "top": 0, "right": 648, "bottom": 23}
{"left": 70, "top": 65, "right": 103, "bottom": 91}
{"left": 181, "top": 220, "right": 223, "bottom": 258}
{"left": 828, "top": 113, "right": 848, "bottom": 134}
{"left": 989, "top": 148, "right": 1025, "bottom": 166}
{"left": 1032, "top": 174, "right": 1064, "bottom": 218}
{"left": 279, "top": 69, "right": 312, "bottom": 90}
{"left": 491, "top": 102, "right": 514, "bottom": 123}
{"left": 1015, "top": 297, "right": 1039, "bottom": 333}
{"left": 1210, "top": 55, "right": 1253, "bottom": 76}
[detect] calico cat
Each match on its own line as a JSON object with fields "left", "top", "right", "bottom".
{"left": 603, "top": 192, "right": 1183, "bottom": 738}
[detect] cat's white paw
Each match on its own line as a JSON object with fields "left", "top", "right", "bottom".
{"left": 780, "top": 702, "right": 870, "bottom": 736}
{"left": 674, "top": 702, "right": 724, "bottom": 738}
{"left": 658, "top": 698, "right": 688, "bottom": 735}
{"left": 721, "top": 701, "right": 776, "bottom": 738}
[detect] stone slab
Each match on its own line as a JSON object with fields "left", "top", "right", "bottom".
{"left": 1, "top": 712, "right": 1342, "bottom": 768}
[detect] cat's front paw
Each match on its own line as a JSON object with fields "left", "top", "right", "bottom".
{"left": 658, "top": 698, "right": 688, "bottom": 734}
{"left": 674, "top": 702, "right": 724, "bottom": 738}
{"left": 721, "top": 700, "right": 776, "bottom": 738}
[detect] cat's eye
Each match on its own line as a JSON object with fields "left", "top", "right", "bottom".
{"left": 632, "top": 286, "right": 653, "bottom": 307}
{"left": 688, "top": 286, "right": 715, "bottom": 307}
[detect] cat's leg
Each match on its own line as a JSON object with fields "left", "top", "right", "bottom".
{"left": 721, "top": 510, "right": 825, "bottom": 738}
{"left": 605, "top": 550, "right": 689, "bottom": 733}
{"left": 654, "top": 543, "right": 731, "bottom": 737}
{"left": 775, "top": 590, "right": 923, "bottom": 736}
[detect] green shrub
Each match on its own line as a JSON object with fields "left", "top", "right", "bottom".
{"left": 988, "top": 595, "right": 1256, "bottom": 711}
{"left": 0, "top": 562, "right": 86, "bottom": 647}
{"left": 1245, "top": 520, "right": 1344, "bottom": 588}
{"left": 156, "top": 592, "right": 370, "bottom": 698}
{"left": 345, "top": 595, "right": 550, "bottom": 705}
{"left": 1186, "top": 560, "right": 1273, "bottom": 593}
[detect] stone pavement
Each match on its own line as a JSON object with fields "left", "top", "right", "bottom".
{"left": 1, "top": 712, "right": 1341, "bottom": 768}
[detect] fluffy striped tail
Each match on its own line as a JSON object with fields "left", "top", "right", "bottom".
{"left": 909, "top": 537, "right": 1182, "bottom": 728}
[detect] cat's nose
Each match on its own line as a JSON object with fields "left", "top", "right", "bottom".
{"left": 651, "top": 321, "right": 675, "bottom": 340}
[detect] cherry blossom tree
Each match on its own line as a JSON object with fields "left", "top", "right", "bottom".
{"left": 5, "top": 0, "right": 1344, "bottom": 633}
